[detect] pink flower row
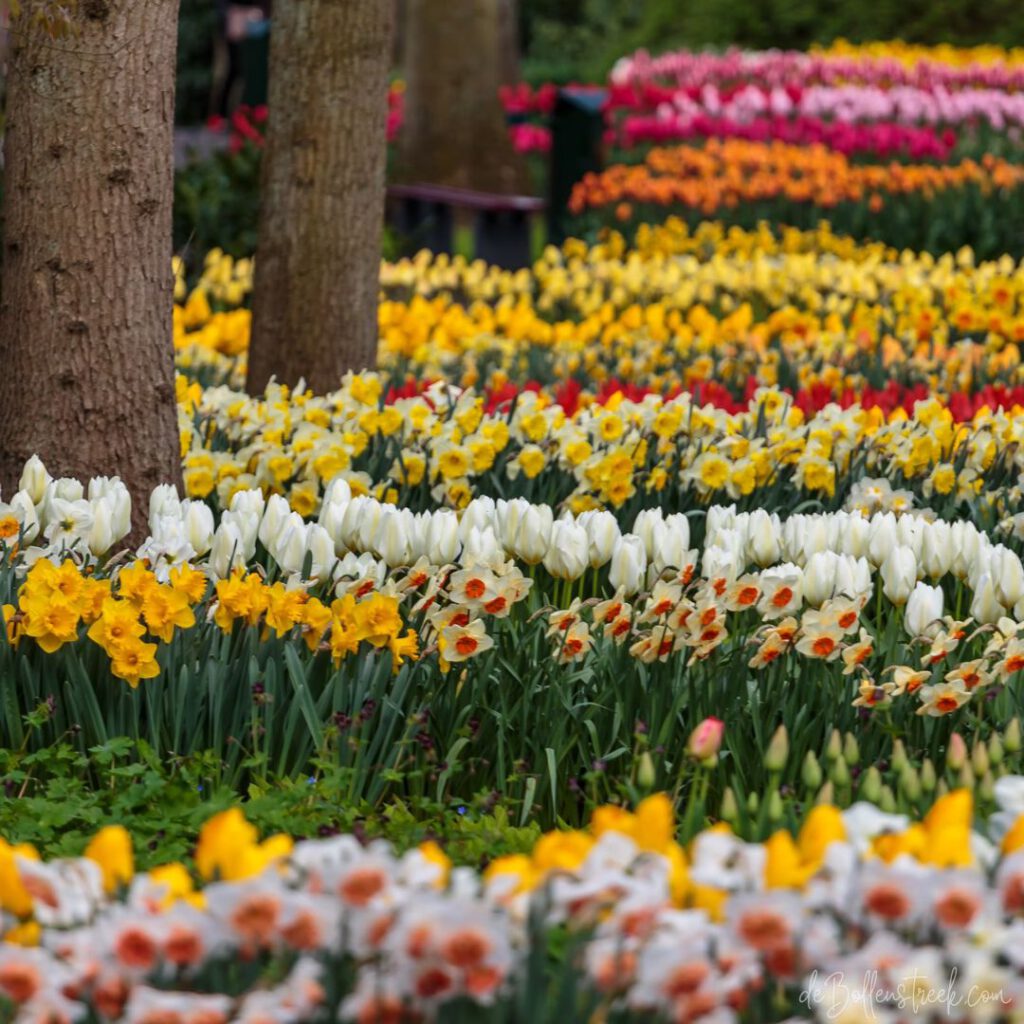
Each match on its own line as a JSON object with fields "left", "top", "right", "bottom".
{"left": 618, "top": 113, "right": 956, "bottom": 159}
{"left": 612, "top": 47, "right": 1024, "bottom": 91}
{"left": 609, "top": 81, "right": 1024, "bottom": 131}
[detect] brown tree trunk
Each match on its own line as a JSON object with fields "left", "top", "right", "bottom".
{"left": 497, "top": 0, "right": 520, "bottom": 87}
{"left": 398, "top": 0, "right": 529, "bottom": 194}
{"left": 0, "top": 0, "right": 183, "bottom": 542}
{"left": 392, "top": 0, "right": 406, "bottom": 67}
{"left": 246, "top": 0, "right": 392, "bottom": 396}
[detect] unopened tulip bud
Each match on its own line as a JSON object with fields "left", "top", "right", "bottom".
{"left": 830, "top": 757, "right": 850, "bottom": 788}
{"left": 936, "top": 779, "right": 949, "bottom": 797}
{"left": 979, "top": 771, "right": 996, "bottom": 802}
{"left": 637, "top": 751, "right": 655, "bottom": 791}
{"left": 19, "top": 455, "right": 51, "bottom": 505}
{"left": 958, "top": 762, "right": 975, "bottom": 789}
{"left": 891, "top": 739, "right": 908, "bottom": 774}
{"left": 972, "top": 740, "right": 990, "bottom": 777}
{"left": 879, "top": 786, "right": 897, "bottom": 813}
{"left": 746, "top": 792, "right": 759, "bottom": 815}
{"left": 687, "top": 717, "right": 724, "bottom": 762}
{"left": 947, "top": 733, "right": 968, "bottom": 771}
{"left": 860, "top": 766, "right": 882, "bottom": 803}
{"left": 843, "top": 733, "right": 860, "bottom": 766}
{"left": 826, "top": 729, "right": 842, "bottom": 762}
{"left": 1006, "top": 718, "right": 1022, "bottom": 754}
{"left": 720, "top": 787, "right": 739, "bottom": 825}
{"left": 766, "top": 789, "right": 784, "bottom": 823}
{"left": 899, "top": 764, "right": 921, "bottom": 802}
{"left": 989, "top": 734, "right": 1005, "bottom": 767}
{"left": 801, "top": 751, "right": 822, "bottom": 790}
{"left": 764, "top": 725, "right": 789, "bottom": 772}
{"left": 816, "top": 781, "right": 834, "bottom": 806}
{"left": 920, "top": 758, "right": 936, "bottom": 792}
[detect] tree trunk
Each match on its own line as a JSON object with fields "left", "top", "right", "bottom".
{"left": 398, "top": 0, "right": 529, "bottom": 194}
{"left": 0, "top": 0, "right": 183, "bottom": 542}
{"left": 497, "top": 0, "right": 520, "bottom": 87}
{"left": 246, "top": 0, "right": 392, "bottom": 396}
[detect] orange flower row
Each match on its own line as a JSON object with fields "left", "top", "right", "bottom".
{"left": 569, "top": 140, "right": 1024, "bottom": 218}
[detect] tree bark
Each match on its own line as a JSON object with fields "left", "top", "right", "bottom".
{"left": 0, "top": 0, "right": 183, "bottom": 542}
{"left": 497, "top": 0, "right": 520, "bottom": 87}
{"left": 398, "top": 0, "right": 529, "bottom": 194}
{"left": 246, "top": 0, "right": 392, "bottom": 396}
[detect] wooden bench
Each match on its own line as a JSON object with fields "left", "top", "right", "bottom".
{"left": 387, "top": 183, "right": 545, "bottom": 269}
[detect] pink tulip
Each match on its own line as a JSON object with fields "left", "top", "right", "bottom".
{"left": 687, "top": 717, "right": 725, "bottom": 760}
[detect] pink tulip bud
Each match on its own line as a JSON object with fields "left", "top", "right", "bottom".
{"left": 687, "top": 717, "right": 724, "bottom": 760}
{"left": 947, "top": 732, "right": 967, "bottom": 771}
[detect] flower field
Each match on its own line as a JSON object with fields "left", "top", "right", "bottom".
{"left": 12, "top": 35, "right": 1024, "bottom": 1024}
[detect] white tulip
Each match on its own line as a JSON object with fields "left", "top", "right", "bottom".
{"left": 904, "top": 581, "right": 944, "bottom": 638}
{"left": 803, "top": 551, "right": 838, "bottom": 607}
{"left": 867, "top": 512, "right": 898, "bottom": 567}
{"left": 305, "top": 524, "right": 336, "bottom": 580}
{"left": 19, "top": 455, "right": 51, "bottom": 505}
{"left": 971, "top": 573, "right": 1005, "bottom": 626}
{"left": 880, "top": 546, "right": 917, "bottom": 604}
{"left": 51, "top": 477, "right": 85, "bottom": 503}
{"left": 356, "top": 499, "right": 384, "bottom": 553}
{"left": 272, "top": 514, "right": 309, "bottom": 575}
{"left": 831, "top": 554, "right": 865, "bottom": 602}
{"left": 230, "top": 488, "right": 266, "bottom": 520}
{"left": 609, "top": 535, "right": 647, "bottom": 596}
{"left": 374, "top": 507, "right": 413, "bottom": 567}
{"left": 220, "top": 508, "right": 258, "bottom": 560}
{"left": 319, "top": 499, "right": 349, "bottom": 553}
{"left": 705, "top": 505, "right": 737, "bottom": 548}
{"left": 849, "top": 557, "right": 873, "bottom": 600}
{"left": 426, "top": 509, "right": 460, "bottom": 565}
{"left": 148, "top": 483, "right": 181, "bottom": 531}
{"left": 88, "top": 477, "right": 130, "bottom": 540}
{"left": 495, "top": 498, "right": 530, "bottom": 549}
{"left": 664, "top": 513, "right": 691, "bottom": 553}
{"left": 543, "top": 520, "right": 589, "bottom": 580}
{"left": 632, "top": 508, "right": 664, "bottom": 560}
{"left": 839, "top": 514, "right": 870, "bottom": 560}
{"left": 919, "top": 521, "right": 952, "bottom": 580}
{"left": 748, "top": 509, "right": 781, "bottom": 566}
{"left": 511, "top": 504, "right": 552, "bottom": 564}
{"left": 460, "top": 497, "right": 496, "bottom": 544}
{"left": 579, "top": 510, "right": 619, "bottom": 568}
{"left": 701, "top": 544, "right": 739, "bottom": 583}
{"left": 799, "top": 518, "right": 830, "bottom": 564}
{"left": 650, "top": 520, "right": 688, "bottom": 576}
{"left": 339, "top": 496, "right": 372, "bottom": 550}
{"left": 322, "top": 476, "right": 352, "bottom": 509}
{"left": 895, "top": 514, "right": 925, "bottom": 558}
{"left": 460, "top": 525, "right": 503, "bottom": 569}
{"left": 258, "top": 494, "right": 292, "bottom": 550}
{"left": 87, "top": 498, "right": 118, "bottom": 557}
{"left": 950, "top": 521, "right": 981, "bottom": 580}
{"left": 991, "top": 545, "right": 1024, "bottom": 608}
{"left": 180, "top": 500, "right": 215, "bottom": 557}
{"left": 781, "top": 516, "right": 804, "bottom": 563}
{"left": 208, "top": 522, "right": 247, "bottom": 579}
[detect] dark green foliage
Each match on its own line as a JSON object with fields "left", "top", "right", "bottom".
{"left": 175, "top": 0, "right": 218, "bottom": 126}
{"left": 519, "top": 0, "right": 1024, "bottom": 84}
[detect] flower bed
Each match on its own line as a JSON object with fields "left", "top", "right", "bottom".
{"left": 5, "top": 791, "right": 1024, "bottom": 1022}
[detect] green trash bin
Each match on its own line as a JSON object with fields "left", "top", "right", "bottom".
{"left": 547, "top": 87, "right": 607, "bottom": 245}
{"left": 240, "top": 20, "right": 270, "bottom": 108}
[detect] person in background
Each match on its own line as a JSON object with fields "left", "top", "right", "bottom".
{"left": 214, "top": 1, "right": 270, "bottom": 117}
